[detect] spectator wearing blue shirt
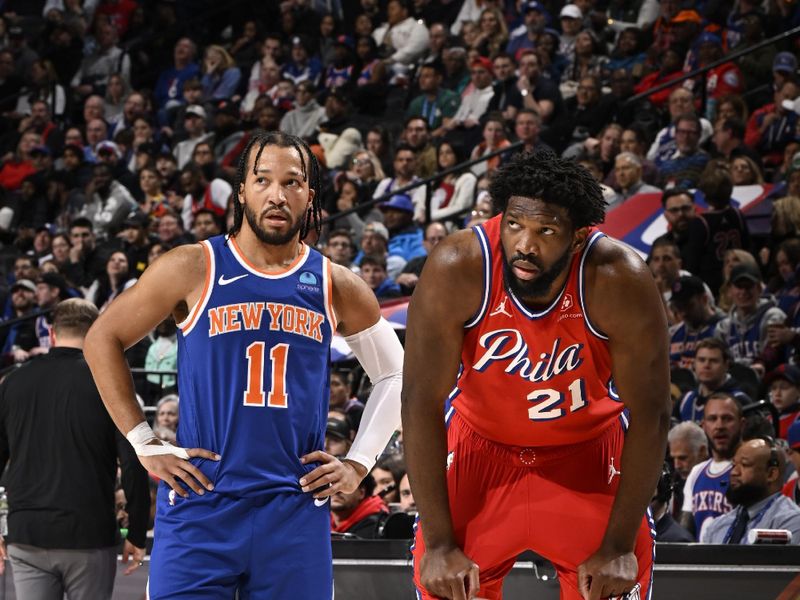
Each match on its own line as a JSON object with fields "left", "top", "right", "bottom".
{"left": 201, "top": 45, "right": 241, "bottom": 102}
{"left": 378, "top": 194, "right": 427, "bottom": 262}
{"left": 359, "top": 254, "right": 403, "bottom": 300}
{"left": 153, "top": 38, "right": 200, "bottom": 110}
{"left": 282, "top": 36, "right": 322, "bottom": 87}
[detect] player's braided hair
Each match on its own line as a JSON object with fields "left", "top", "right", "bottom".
{"left": 230, "top": 130, "right": 322, "bottom": 240}
{"left": 488, "top": 150, "right": 607, "bottom": 228}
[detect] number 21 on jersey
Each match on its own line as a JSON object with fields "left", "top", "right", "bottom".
{"left": 243, "top": 342, "right": 289, "bottom": 408}
{"left": 528, "top": 378, "right": 586, "bottom": 421}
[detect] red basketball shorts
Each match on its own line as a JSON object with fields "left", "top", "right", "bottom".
{"left": 412, "top": 410, "right": 655, "bottom": 600}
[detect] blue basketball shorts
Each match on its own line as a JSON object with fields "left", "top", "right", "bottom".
{"left": 147, "top": 483, "right": 333, "bottom": 599}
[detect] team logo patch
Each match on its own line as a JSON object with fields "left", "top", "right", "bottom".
{"left": 490, "top": 297, "right": 512, "bottom": 317}
{"left": 168, "top": 489, "right": 177, "bottom": 506}
{"left": 299, "top": 272, "right": 318, "bottom": 285}
{"left": 560, "top": 293, "right": 574, "bottom": 312}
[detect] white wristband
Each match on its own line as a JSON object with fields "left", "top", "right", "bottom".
{"left": 126, "top": 421, "right": 190, "bottom": 460}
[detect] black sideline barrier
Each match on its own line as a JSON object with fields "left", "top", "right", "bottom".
{"left": 0, "top": 541, "right": 797, "bottom": 598}
{"left": 331, "top": 541, "right": 800, "bottom": 600}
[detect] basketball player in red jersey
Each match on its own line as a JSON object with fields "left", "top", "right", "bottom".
{"left": 402, "top": 151, "right": 671, "bottom": 600}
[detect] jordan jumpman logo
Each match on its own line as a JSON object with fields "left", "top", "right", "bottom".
{"left": 608, "top": 457, "right": 621, "bottom": 484}
{"left": 490, "top": 296, "right": 512, "bottom": 317}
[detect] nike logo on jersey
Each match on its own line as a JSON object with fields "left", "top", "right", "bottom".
{"left": 314, "top": 496, "right": 330, "bottom": 507}
{"left": 218, "top": 273, "right": 248, "bottom": 286}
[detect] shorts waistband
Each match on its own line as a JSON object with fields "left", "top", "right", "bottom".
{"left": 451, "top": 411, "right": 620, "bottom": 468}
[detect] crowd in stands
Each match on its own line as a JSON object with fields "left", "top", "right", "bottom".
{"left": 1, "top": 0, "right": 800, "bottom": 548}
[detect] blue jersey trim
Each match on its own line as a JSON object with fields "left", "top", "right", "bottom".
{"left": 464, "top": 225, "right": 492, "bottom": 329}
{"left": 579, "top": 231, "right": 609, "bottom": 340}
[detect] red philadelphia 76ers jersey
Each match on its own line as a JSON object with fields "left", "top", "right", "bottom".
{"left": 450, "top": 214, "right": 624, "bottom": 447}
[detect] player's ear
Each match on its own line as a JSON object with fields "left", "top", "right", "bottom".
{"left": 238, "top": 183, "right": 245, "bottom": 203}
{"left": 307, "top": 186, "right": 315, "bottom": 208}
{"left": 572, "top": 227, "right": 590, "bottom": 252}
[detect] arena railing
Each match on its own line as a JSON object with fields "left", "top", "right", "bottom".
{"left": 321, "top": 141, "right": 523, "bottom": 228}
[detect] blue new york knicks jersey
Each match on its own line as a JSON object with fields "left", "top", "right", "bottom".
{"left": 175, "top": 234, "right": 336, "bottom": 497}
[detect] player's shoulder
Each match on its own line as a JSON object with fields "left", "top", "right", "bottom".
{"left": 140, "top": 242, "right": 208, "bottom": 293}
{"left": 425, "top": 228, "right": 483, "bottom": 274}
{"left": 586, "top": 235, "right": 650, "bottom": 282}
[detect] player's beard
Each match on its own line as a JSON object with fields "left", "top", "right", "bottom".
{"left": 502, "top": 245, "right": 572, "bottom": 301}
{"left": 725, "top": 481, "right": 767, "bottom": 507}
{"left": 244, "top": 203, "right": 305, "bottom": 245}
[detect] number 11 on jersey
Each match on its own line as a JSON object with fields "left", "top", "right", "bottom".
{"left": 243, "top": 342, "right": 289, "bottom": 408}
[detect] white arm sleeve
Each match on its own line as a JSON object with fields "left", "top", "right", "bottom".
{"left": 343, "top": 317, "right": 404, "bottom": 472}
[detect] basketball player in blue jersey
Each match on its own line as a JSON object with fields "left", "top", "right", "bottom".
{"left": 85, "top": 131, "right": 404, "bottom": 599}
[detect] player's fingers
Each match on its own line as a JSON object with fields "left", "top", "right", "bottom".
{"left": 177, "top": 462, "right": 214, "bottom": 492}
{"left": 466, "top": 565, "right": 480, "bottom": 599}
{"left": 163, "top": 475, "right": 190, "bottom": 498}
{"left": 450, "top": 576, "right": 468, "bottom": 600}
{"left": 577, "top": 569, "right": 591, "bottom": 600}
{"left": 186, "top": 447, "right": 221, "bottom": 461}
{"left": 300, "top": 450, "right": 334, "bottom": 465}
{"left": 299, "top": 463, "right": 337, "bottom": 489}
{"left": 123, "top": 560, "right": 141, "bottom": 576}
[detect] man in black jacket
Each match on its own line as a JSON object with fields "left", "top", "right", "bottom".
{"left": 0, "top": 298, "right": 149, "bottom": 599}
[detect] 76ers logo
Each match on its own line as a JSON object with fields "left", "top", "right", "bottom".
{"left": 560, "top": 294, "right": 574, "bottom": 312}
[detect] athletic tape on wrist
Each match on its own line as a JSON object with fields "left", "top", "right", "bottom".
{"left": 126, "top": 421, "right": 190, "bottom": 459}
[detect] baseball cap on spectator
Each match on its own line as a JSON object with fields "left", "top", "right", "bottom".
{"left": 291, "top": 35, "right": 309, "bottom": 52}
{"left": 11, "top": 279, "right": 36, "bottom": 293}
{"left": 787, "top": 419, "right": 800, "bottom": 450}
{"left": 696, "top": 32, "right": 722, "bottom": 47}
{"left": 559, "top": 4, "right": 582, "bottom": 19}
{"left": 670, "top": 275, "right": 705, "bottom": 306}
{"left": 30, "top": 145, "right": 51, "bottom": 156}
{"left": 123, "top": 213, "right": 149, "bottom": 230}
{"left": 764, "top": 363, "right": 800, "bottom": 387}
{"left": 96, "top": 140, "right": 121, "bottom": 159}
{"left": 379, "top": 194, "right": 415, "bottom": 214}
{"left": 36, "top": 223, "right": 56, "bottom": 235}
{"left": 333, "top": 34, "right": 354, "bottom": 50}
{"left": 671, "top": 10, "right": 702, "bottom": 24}
{"left": 214, "top": 98, "right": 240, "bottom": 118}
{"left": 730, "top": 262, "right": 762, "bottom": 285}
{"left": 185, "top": 104, "right": 207, "bottom": 119}
{"left": 523, "top": 1, "right": 546, "bottom": 13}
{"left": 326, "top": 417, "right": 351, "bottom": 441}
{"left": 471, "top": 56, "right": 493, "bottom": 74}
{"left": 363, "top": 222, "right": 389, "bottom": 241}
{"left": 8, "top": 26, "right": 23, "bottom": 39}
{"left": 773, "top": 52, "right": 798, "bottom": 74}
{"left": 37, "top": 272, "right": 68, "bottom": 298}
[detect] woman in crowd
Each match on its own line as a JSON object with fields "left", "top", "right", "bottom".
{"left": 730, "top": 156, "right": 764, "bottom": 186}
{"left": 104, "top": 73, "right": 130, "bottom": 122}
{"left": 561, "top": 30, "right": 607, "bottom": 99}
{"left": 47, "top": 233, "right": 72, "bottom": 274}
{"left": 139, "top": 166, "right": 169, "bottom": 218}
{"left": 333, "top": 177, "right": 381, "bottom": 245}
{"left": 719, "top": 249, "right": 760, "bottom": 312}
{"left": 366, "top": 125, "right": 394, "bottom": 177}
{"left": 473, "top": 8, "right": 508, "bottom": 58}
{"left": 605, "top": 27, "right": 647, "bottom": 80}
{"left": 769, "top": 238, "right": 800, "bottom": 312}
{"left": 201, "top": 45, "right": 242, "bottom": 102}
{"left": 431, "top": 141, "right": 477, "bottom": 223}
{"left": 346, "top": 149, "right": 385, "bottom": 198}
{"left": 15, "top": 59, "right": 66, "bottom": 119}
{"left": 470, "top": 114, "right": 511, "bottom": 177}
{"left": 155, "top": 394, "right": 179, "bottom": 432}
{"left": 85, "top": 250, "right": 137, "bottom": 312}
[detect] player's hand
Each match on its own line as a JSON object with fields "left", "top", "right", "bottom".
{"left": 120, "top": 539, "right": 146, "bottom": 576}
{"left": 299, "top": 451, "right": 367, "bottom": 497}
{"left": 420, "top": 545, "right": 480, "bottom": 600}
{"left": 577, "top": 548, "right": 637, "bottom": 600}
{"left": 139, "top": 447, "right": 219, "bottom": 498}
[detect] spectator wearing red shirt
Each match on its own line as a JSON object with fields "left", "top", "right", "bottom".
{"left": 0, "top": 130, "right": 39, "bottom": 192}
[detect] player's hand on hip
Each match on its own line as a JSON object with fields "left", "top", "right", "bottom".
{"left": 139, "top": 447, "right": 220, "bottom": 498}
{"left": 299, "top": 451, "right": 366, "bottom": 496}
{"left": 577, "top": 549, "right": 638, "bottom": 600}
{"left": 0, "top": 536, "right": 7, "bottom": 576}
{"left": 420, "top": 545, "right": 480, "bottom": 600}
{"left": 120, "top": 539, "right": 146, "bottom": 576}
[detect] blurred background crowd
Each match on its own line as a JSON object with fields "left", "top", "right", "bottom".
{"left": 0, "top": 0, "right": 799, "bottom": 549}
